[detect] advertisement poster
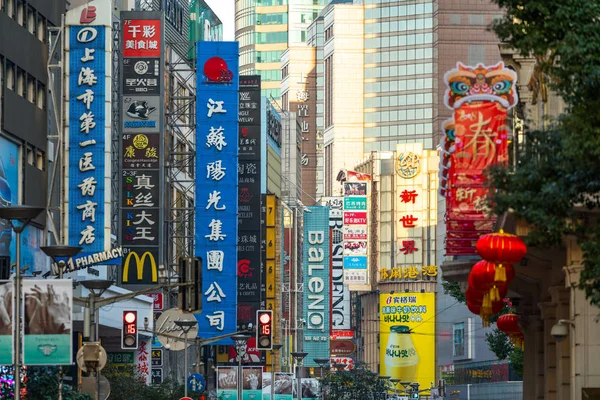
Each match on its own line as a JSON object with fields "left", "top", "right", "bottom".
{"left": 301, "top": 378, "right": 319, "bottom": 400}
{"left": 262, "top": 372, "right": 272, "bottom": 400}
{"left": 243, "top": 367, "right": 263, "bottom": 400}
{"left": 0, "top": 136, "right": 19, "bottom": 258}
{"left": 0, "top": 281, "right": 13, "bottom": 365}
{"left": 379, "top": 293, "right": 435, "bottom": 394}
{"left": 274, "top": 372, "right": 294, "bottom": 400}
{"left": 217, "top": 366, "right": 239, "bottom": 400}
{"left": 302, "top": 206, "right": 331, "bottom": 367}
{"left": 23, "top": 280, "right": 73, "bottom": 365}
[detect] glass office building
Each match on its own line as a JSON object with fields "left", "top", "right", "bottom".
{"left": 363, "top": 1, "right": 434, "bottom": 151}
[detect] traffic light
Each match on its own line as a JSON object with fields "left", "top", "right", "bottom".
{"left": 122, "top": 311, "right": 138, "bottom": 349}
{"left": 179, "top": 257, "right": 202, "bottom": 313}
{"left": 409, "top": 383, "right": 420, "bottom": 399}
{"left": 256, "top": 310, "right": 273, "bottom": 350}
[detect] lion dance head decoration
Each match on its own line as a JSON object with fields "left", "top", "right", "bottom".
{"left": 443, "top": 62, "right": 518, "bottom": 110}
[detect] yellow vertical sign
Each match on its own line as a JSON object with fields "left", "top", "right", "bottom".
{"left": 266, "top": 194, "right": 276, "bottom": 227}
{"left": 266, "top": 259, "right": 275, "bottom": 298}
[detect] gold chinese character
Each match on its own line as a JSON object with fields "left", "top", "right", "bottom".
{"left": 124, "top": 145, "right": 136, "bottom": 158}
{"left": 145, "top": 147, "right": 158, "bottom": 158}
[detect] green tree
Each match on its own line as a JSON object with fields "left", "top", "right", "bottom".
{"left": 24, "top": 367, "right": 91, "bottom": 400}
{"left": 488, "top": 0, "right": 600, "bottom": 308}
{"left": 319, "top": 363, "right": 388, "bottom": 400}
{"left": 442, "top": 281, "right": 466, "bottom": 303}
{"left": 102, "top": 365, "right": 185, "bottom": 400}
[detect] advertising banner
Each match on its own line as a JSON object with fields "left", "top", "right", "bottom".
{"left": 23, "top": 280, "right": 72, "bottom": 365}
{"left": 66, "top": 5, "right": 112, "bottom": 260}
{"left": 0, "top": 281, "right": 12, "bottom": 365}
{"left": 195, "top": 41, "right": 239, "bottom": 340}
{"left": 237, "top": 76, "right": 262, "bottom": 328}
{"left": 320, "top": 197, "right": 351, "bottom": 332}
{"left": 119, "top": 12, "right": 164, "bottom": 286}
{"left": 342, "top": 182, "right": 369, "bottom": 288}
{"left": 274, "top": 372, "right": 294, "bottom": 400}
{"left": 302, "top": 206, "right": 330, "bottom": 367}
{"left": 243, "top": 367, "right": 263, "bottom": 400}
{"left": 301, "top": 378, "right": 320, "bottom": 400}
{"left": 262, "top": 371, "right": 272, "bottom": 400}
{"left": 442, "top": 62, "right": 517, "bottom": 255}
{"left": 379, "top": 293, "right": 435, "bottom": 394}
{"left": 217, "top": 366, "right": 238, "bottom": 400}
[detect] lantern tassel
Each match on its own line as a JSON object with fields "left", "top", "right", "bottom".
{"left": 494, "top": 264, "right": 507, "bottom": 282}
{"left": 483, "top": 293, "right": 491, "bottom": 309}
{"left": 490, "top": 286, "right": 500, "bottom": 302}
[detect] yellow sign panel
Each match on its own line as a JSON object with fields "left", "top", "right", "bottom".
{"left": 266, "top": 194, "right": 276, "bottom": 227}
{"left": 266, "top": 299, "right": 275, "bottom": 312}
{"left": 266, "top": 259, "right": 276, "bottom": 299}
{"left": 123, "top": 251, "right": 158, "bottom": 283}
{"left": 266, "top": 227, "right": 276, "bottom": 260}
{"left": 379, "top": 265, "right": 438, "bottom": 282}
{"left": 379, "top": 293, "right": 435, "bottom": 393}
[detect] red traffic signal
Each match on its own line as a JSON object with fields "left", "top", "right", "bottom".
{"left": 122, "top": 310, "right": 138, "bottom": 350}
{"left": 256, "top": 310, "right": 273, "bottom": 350}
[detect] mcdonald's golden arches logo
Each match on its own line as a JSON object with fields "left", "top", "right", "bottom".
{"left": 123, "top": 251, "right": 158, "bottom": 283}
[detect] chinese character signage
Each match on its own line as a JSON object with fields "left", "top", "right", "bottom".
{"left": 379, "top": 293, "right": 435, "bottom": 395}
{"left": 392, "top": 143, "right": 437, "bottom": 283}
{"left": 342, "top": 182, "right": 369, "bottom": 286}
{"left": 320, "top": 197, "right": 351, "bottom": 332}
{"left": 195, "top": 41, "right": 239, "bottom": 341}
{"left": 66, "top": 2, "right": 112, "bottom": 258}
{"left": 23, "top": 280, "right": 73, "bottom": 365}
{"left": 302, "top": 206, "right": 330, "bottom": 367}
{"left": 237, "top": 76, "right": 262, "bottom": 328}
{"left": 120, "top": 11, "right": 164, "bottom": 286}
{"left": 442, "top": 62, "right": 517, "bottom": 255}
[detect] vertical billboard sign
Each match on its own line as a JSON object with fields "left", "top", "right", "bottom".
{"left": 237, "top": 76, "right": 262, "bottom": 328}
{"left": 23, "top": 280, "right": 73, "bottom": 365}
{"left": 216, "top": 367, "right": 238, "bottom": 399}
{"left": 119, "top": 12, "right": 164, "bottom": 286}
{"left": 0, "top": 281, "right": 13, "bottom": 365}
{"left": 442, "top": 62, "right": 517, "bottom": 255}
{"left": 320, "top": 197, "right": 351, "bottom": 332}
{"left": 379, "top": 292, "right": 435, "bottom": 394}
{"left": 342, "top": 182, "right": 369, "bottom": 285}
{"left": 242, "top": 367, "right": 263, "bottom": 400}
{"left": 65, "top": 0, "right": 112, "bottom": 260}
{"left": 302, "top": 206, "right": 330, "bottom": 367}
{"left": 195, "top": 41, "right": 239, "bottom": 341}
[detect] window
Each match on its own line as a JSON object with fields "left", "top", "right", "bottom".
{"left": 6, "top": 61, "right": 15, "bottom": 91}
{"left": 36, "top": 82, "right": 45, "bottom": 109}
{"left": 453, "top": 322, "right": 465, "bottom": 357}
{"left": 37, "top": 16, "right": 46, "bottom": 43}
{"left": 468, "top": 44, "right": 485, "bottom": 65}
{"left": 26, "top": 73, "right": 35, "bottom": 103}
{"left": 449, "top": 14, "right": 461, "bottom": 25}
{"left": 27, "top": 6, "right": 36, "bottom": 35}
{"left": 16, "top": 67, "right": 25, "bottom": 97}
{"left": 6, "top": 0, "right": 14, "bottom": 18}
{"left": 16, "top": 0, "right": 24, "bottom": 26}
{"left": 468, "top": 14, "right": 486, "bottom": 25}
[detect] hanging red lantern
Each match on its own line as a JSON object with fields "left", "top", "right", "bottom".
{"left": 466, "top": 287, "right": 483, "bottom": 304}
{"left": 476, "top": 229, "right": 527, "bottom": 264}
{"left": 493, "top": 263, "right": 516, "bottom": 283}
{"left": 496, "top": 313, "right": 520, "bottom": 336}
{"left": 467, "top": 301, "right": 481, "bottom": 315}
{"left": 469, "top": 260, "right": 496, "bottom": 292}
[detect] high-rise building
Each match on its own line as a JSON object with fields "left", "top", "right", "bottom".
{"left": 235, "top": 0, "right": 327, "bottom": 101}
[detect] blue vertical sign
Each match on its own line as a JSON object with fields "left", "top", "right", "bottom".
{"left": 68, "top": 25, "right": 107, "bottom": 254}
{"left": 195, "top": 42, "right": 239, "bottom": 341}
{"left": 302, "top": 206, "right": 331, "bottom": 367}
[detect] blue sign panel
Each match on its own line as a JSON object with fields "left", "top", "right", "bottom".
{"left": 343, "top": 256, "right": 368, "bottom": 269}
{"left": 195, "top": 41, "right": 239, "bottom": 342}
{"left": 68, "top": 26, "right": 107, "bottom": 255}
{"left": 188, "top": 373, "right": 206, "bottom": 393}
{"left": 302, "top": 206, "right": 331, "bottom": 367}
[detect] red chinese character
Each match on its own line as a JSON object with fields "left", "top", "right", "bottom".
{"left": 400, "top": 240, "right": 419, "bottom": 254}
{"left": 400, "top": 214, "right": 418, "bottom": 228}
{"left": 138, "top": 341, "right": 148, "bottom": 355}
{"left": 400, "top": 190, "right": 418, "bottom": 204}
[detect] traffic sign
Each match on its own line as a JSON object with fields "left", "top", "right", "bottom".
{"left": 147, "top": 293, "right": 164, "bottom": 310}
{"left": 187, "top": 373, "right": 205, "bottom": 393}
{"left": 151, "top": 368, "right": 163, "bottom": 384}
{"left": 151, "top": 349, "right": 163, "bottom": 367}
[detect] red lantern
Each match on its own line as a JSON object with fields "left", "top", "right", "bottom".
{"left": 466, "top": 287, "right": 483, "bottom": 305}
{"left": 496, "top": 313, "right": 520, "bottom": 336}
{"left": 467, "top": 301, "right": 481, "bottom": 315}
{"left": 476, "top": 229, "right": 527, "bottom": 264}
{"left": 469, "top": 260, "right": 496, "bottom": 292}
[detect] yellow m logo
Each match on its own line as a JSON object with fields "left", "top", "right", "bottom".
{"left": 123, "top": 251, "right": 157, "bottom": 283}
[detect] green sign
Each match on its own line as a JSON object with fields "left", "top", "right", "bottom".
{"left": 344, "top": 197, "right": 366, "bottom": 210}
{"left": 108, "top": 352, "right": 134, "bottom": 364}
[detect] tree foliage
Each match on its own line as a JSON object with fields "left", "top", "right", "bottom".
{"left": 24, "top": 367, "right": 91, "bottom": 400}
{"left": 485, "top": 329, "right": 523, "bottom": 379}
{"left": 442, "top": 281, "right": 466, "bottom": 304}
{"left": 488, "top": 0, "right": 600, "bottom": 307}
{"left": 102, "top": 365, "right": 185, "bottom": 400}
{"left": 319, "top": 363, "right": 388, "bottom": 400}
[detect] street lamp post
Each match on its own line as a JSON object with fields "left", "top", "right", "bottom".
{"left": 378, "top": 376, "right": 390, "bottom": 400}
{"left": 314, "top": 359, "right": 330, "bottom": 400}
{"left": 290, "top": 352, "right": 308, "bottom": 400}
{"left": 40, "top": 245, "right": 82, "bottom": 400}
{"left": 175, "top": 319, "right": 198, "bottom": 399}
{"left": 270, "top": 344, "right": 283, "bottom": 400}
{"left": 389, "top": 379, "right": 401, "bottom": 397}
{"left": 232, "top": 334, "right": 252, "bottom": 400}
{"left": 80, "top": 279, "right": 112, "bottom": 400}
{"left": 0, "top": 205, "right": 44, "bottom": 400}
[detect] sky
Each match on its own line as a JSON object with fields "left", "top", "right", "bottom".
{"left": 205, "top": 0, "right": 235, "bottom": 41}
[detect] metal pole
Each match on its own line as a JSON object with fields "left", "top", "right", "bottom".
{"left": 238, "top": 350, "right": 242, "bottom": 400}
{"left": 271, "top": 351, "right": 275, "bottom": 400}
{"left": 296, "top": 361, "right": 302, "bottom": 400}
{"left": 15, "top": 230, "right": 21, "bottom": 400}
{"left": 184, "top": 335, "right": 188, "bottom": 398}
{"left": 58, "top": 264, "right": 63, "bottom": 400}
